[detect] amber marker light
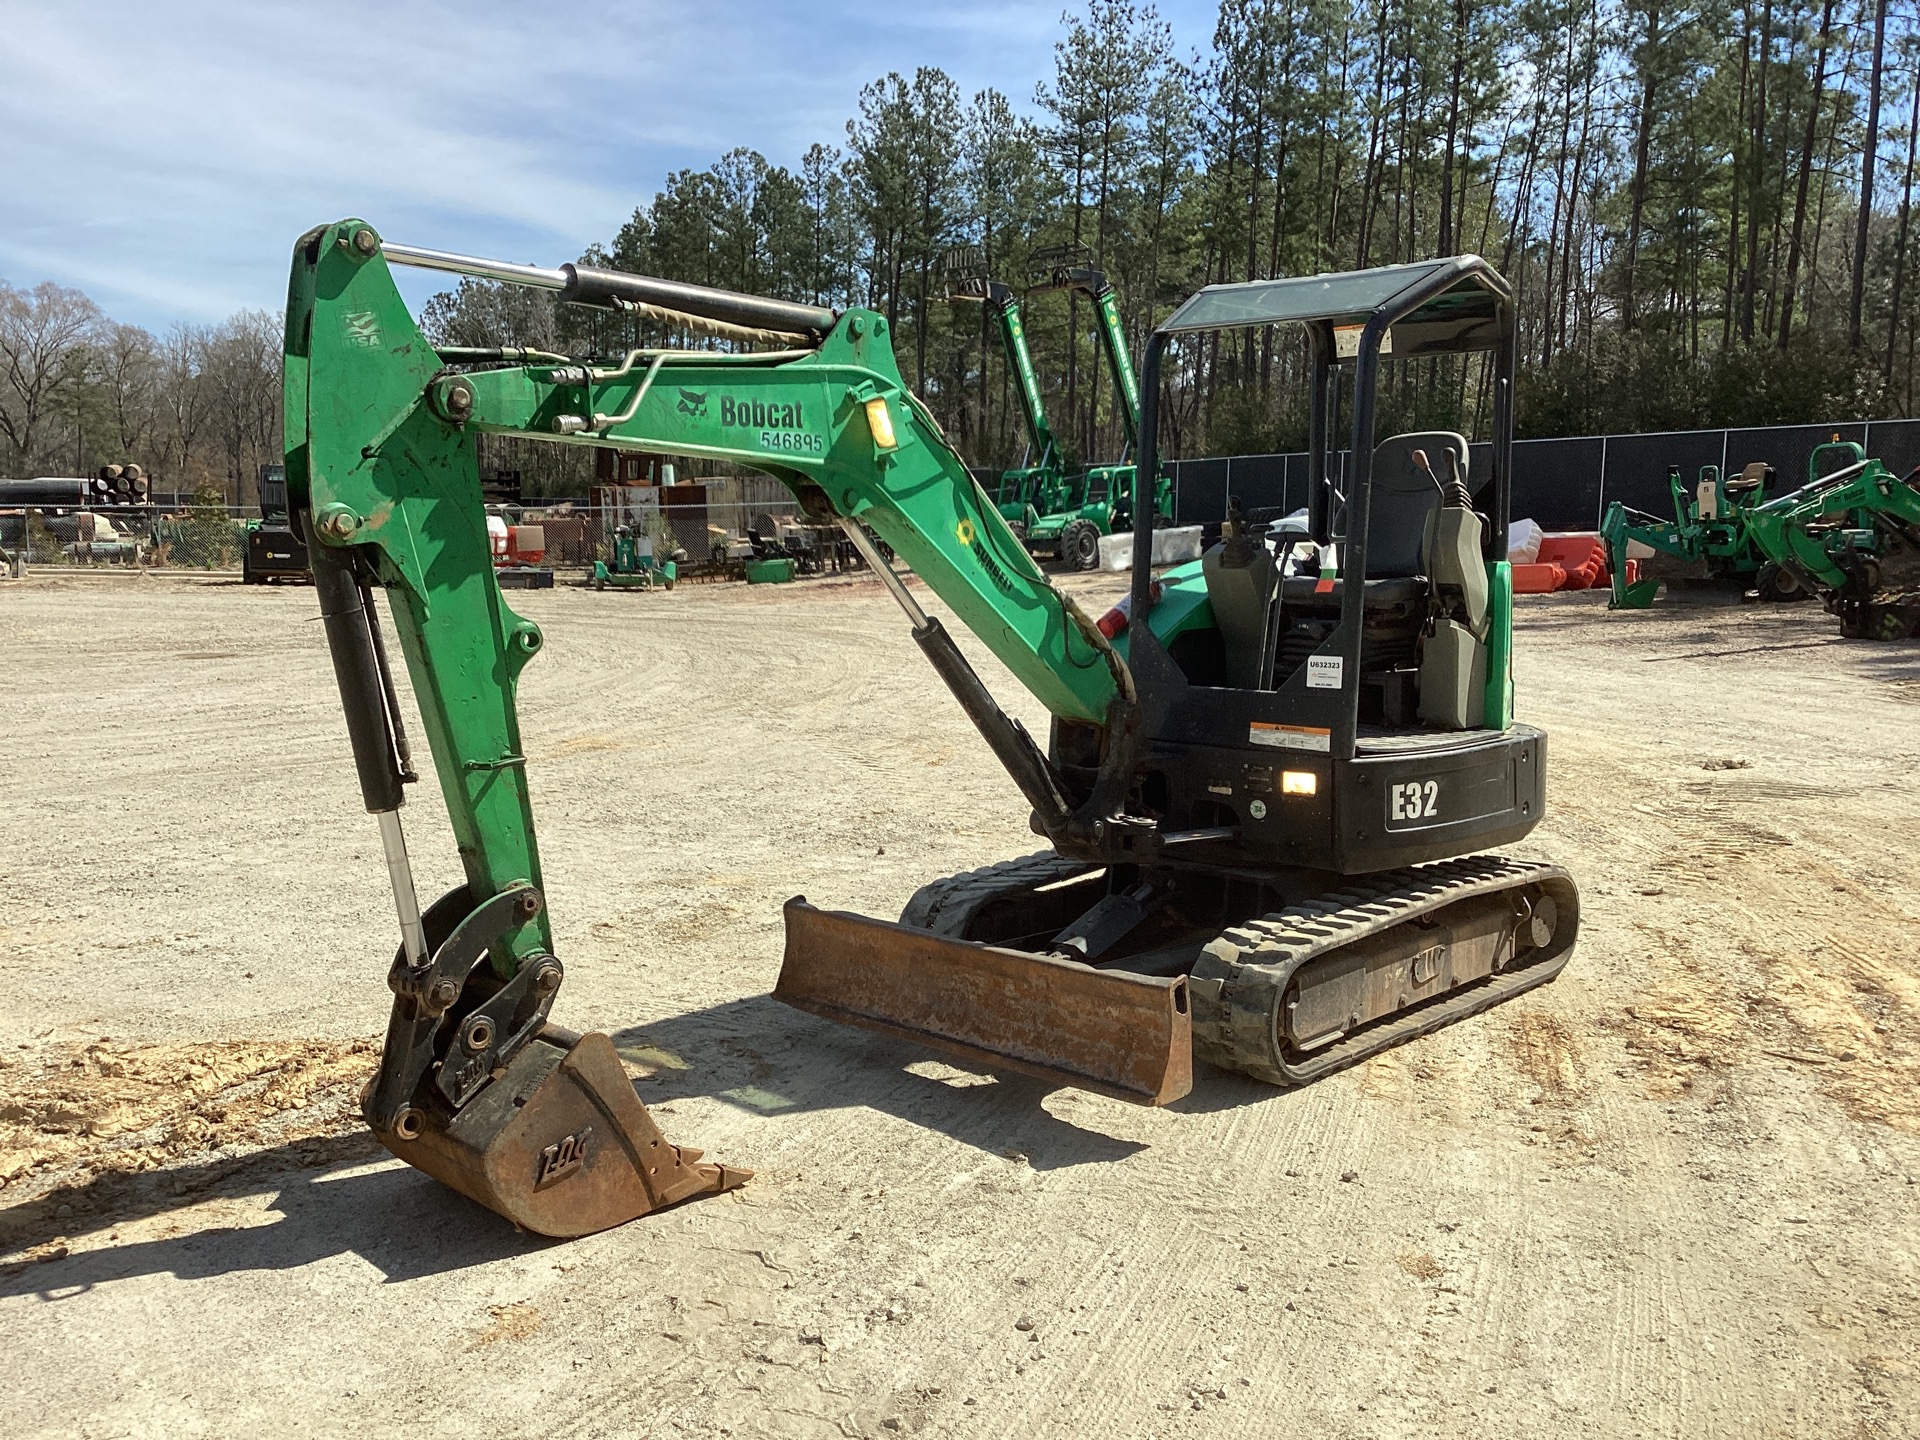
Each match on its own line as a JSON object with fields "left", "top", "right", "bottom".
{"left": 1281, "top": 771, "right": 1318, "bottom": 796}
{"left": 865, "top": 396, "right": 898, "bottom": 449}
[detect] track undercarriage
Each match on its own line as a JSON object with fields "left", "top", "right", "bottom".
{"left": 780, "top": 849, "right": 1578, "bottom": 1104}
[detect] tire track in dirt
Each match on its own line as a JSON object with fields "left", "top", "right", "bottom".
{"left": 6, "top": 580, "right": 1920, "bottom": 1438}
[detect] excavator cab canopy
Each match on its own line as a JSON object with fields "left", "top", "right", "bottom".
{"left": 1128, "top": 256, "right": 1520, "bottom": 761}
{"left": 1157, "top": 258, "right": 1512, "bottom": 357}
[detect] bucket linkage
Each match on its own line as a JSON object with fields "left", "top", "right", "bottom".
{"left": 364, "top": 883, "right": 747, "bottom": 1238}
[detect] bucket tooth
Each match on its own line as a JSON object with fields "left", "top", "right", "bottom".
{"left": 370, "top": 1027, "right": 747, "bottom": 1238}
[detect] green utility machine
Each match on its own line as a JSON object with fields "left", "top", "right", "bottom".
{"left": 287, "top": 224, "right": 1579, "bottom": 1238}
{"left": 1744, "top": 444, "right": 1920, "bottom": 638}
{"left": 1018, "top": 244, "right": 1174, "bottom": 568}
{"left": 1602, "top": 439, "right": 1871, "bottom": 608}
{"left": 942, "top": 247, "right": 1070, "bottom": 539}
{"left": 1601, "top": 460, "right": 1777, "bottom": 607}
{"left": 589, "top": 523, "right": 676, "bottom": 591}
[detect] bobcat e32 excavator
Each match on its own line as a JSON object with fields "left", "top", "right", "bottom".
{"left": 285, "top": 221, "right": 1579, "bottom": 1237}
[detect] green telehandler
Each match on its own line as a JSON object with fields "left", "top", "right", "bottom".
{"left": 287, "top": 224, "right": 1579, "bottom": 1237}
{"left": 941, "top": 247, "right": 1069, "bottom": 541}
{"left": 1744, "top": 444, "right": 1920, "bottom": 638}
{"left": 1019, "top": 244, "right": 1174, "bottom": 569}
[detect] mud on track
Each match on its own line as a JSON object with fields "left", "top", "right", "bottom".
{"left": 1, "top": 571, "right": 1917, "bottom": 1438}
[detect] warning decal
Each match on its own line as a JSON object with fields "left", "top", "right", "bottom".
{"left": 1249, "top": 722, "right": 1331, "bottom": 753}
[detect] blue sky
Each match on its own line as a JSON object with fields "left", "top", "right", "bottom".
{"left": 1, "top": 1, "right": 1217, "bottom": 331}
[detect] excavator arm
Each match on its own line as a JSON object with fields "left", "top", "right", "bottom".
{"left": 1746, "top": 454, "right": 1920, "bottom": 594}
{"left": 286, "top": 219, "right": 1165, "bottom": 1235}
{"left": 1742, "top": 451, "right": 1920, "bottom": 637}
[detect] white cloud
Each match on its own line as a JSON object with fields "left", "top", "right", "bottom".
{"left": 0, "top": 0, "right": 1206, "bottom": 329}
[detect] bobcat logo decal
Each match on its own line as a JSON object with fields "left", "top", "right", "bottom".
{"left": 677, "top": 389, "right": 709, "bottom": 418}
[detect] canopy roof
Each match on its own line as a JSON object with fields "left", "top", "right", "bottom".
{"left": 1159, "top": 257, "right": 1510, "bottom": 356}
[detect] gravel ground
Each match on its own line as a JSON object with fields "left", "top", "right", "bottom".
{"left": 1, "top": 568, "right": 1916, "bottom": 1439}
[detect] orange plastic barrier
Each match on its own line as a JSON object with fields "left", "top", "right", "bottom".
{"left": 1537, "top": 534, "right": 1607, "bottom": 590}
{"left": 1511, "top": 562, "right": 1568, "bottom": 594}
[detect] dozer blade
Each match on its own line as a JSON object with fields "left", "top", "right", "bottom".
{"left": 371, "top": 1026, "right": 749, "bottom": 1238}
{"left": 777, "top": 899, "right": 1193, "bottom": 1105}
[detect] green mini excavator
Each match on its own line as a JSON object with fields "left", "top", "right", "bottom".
{"left": 1744, "top": 444, "right": 1920, "bottom": 637}
{"left": 287, "top": 223, "right": 1578, "bottom": 1237}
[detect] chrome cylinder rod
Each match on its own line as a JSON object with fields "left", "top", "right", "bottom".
{"left": 377, "top": 808, "right": 429, "bottom": 968}
{"left": 380, "top": 242, "right": 568, "bottom": 292}
{"left": 837, "top": 517, "right": 929, "bottom": 628}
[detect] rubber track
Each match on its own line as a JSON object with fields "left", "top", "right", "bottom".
{"left": 898, "top": 850, "right": 1098, "bottom": 938}
{"left": 1188, "top": 854, "right": 1579, "bottom": 1085}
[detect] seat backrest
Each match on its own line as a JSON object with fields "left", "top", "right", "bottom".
{"left": 1365, "top": 432, "right": 1464, "bottom": 577}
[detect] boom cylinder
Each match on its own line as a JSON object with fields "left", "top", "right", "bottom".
{"left": 309, "top": 536, "right": 407, "bottom": 815}
{"left": 560, "top": 265, "right": 837, "bottom": 338}
{"left": 379, "top": 240, "right": 837, "bottom": 339}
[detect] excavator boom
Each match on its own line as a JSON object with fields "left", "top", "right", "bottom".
{"left": 1745, "top": 449, "right": 1920, "bottom": 635}
{"left": 286, "top": 220, "right": 1168, "bottom": 1234}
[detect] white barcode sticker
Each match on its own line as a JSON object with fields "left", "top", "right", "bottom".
{"left": 1306, "top": 655, "right": 1344, "bottom": 690}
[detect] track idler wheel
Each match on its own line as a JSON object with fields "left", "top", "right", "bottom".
{"left": 371, "top": 1025, "right": 747, "bottom": 1239}
{"left": 365, "top": 885, "right": 747, "bottom": 1237}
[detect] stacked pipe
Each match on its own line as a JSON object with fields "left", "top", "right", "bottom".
{"left": 0, "top": 464, "right": 151, "bottom": 510}
{"left": 94, "top": 463, "right": 151, "bottom": 503}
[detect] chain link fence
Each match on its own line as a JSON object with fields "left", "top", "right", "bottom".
{"left": 0, "top": 498, "right": 883, "bottom": 579}
{"left": 13, "top": 418, "right": 1917, "bottom": 578}
{"left": 0, "top": 503, "right": 247, "bottom": 572}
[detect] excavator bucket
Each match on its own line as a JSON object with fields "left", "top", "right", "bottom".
{"left": 371, "top": 1027, "right": 748, "bottom": 1239}
{"left": 776, "top": 900, "right": 1192, "bottom": 1105}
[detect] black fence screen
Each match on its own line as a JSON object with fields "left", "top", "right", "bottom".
{"left": 1162, "top": 418, "right": 1919, "bottom": 532}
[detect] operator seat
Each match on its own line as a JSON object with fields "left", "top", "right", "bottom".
{"left": 1275, "top": 431, "right": 1464, "bottom": 604}
{"left": 1724, "top": 462, "right": 1773, "bottom": 497}
{"left": 1267, "top": 432, "right": 1472, "bottom": 722}
{"left": 1274, "top": 428, "right": 1466, "bottom": 610}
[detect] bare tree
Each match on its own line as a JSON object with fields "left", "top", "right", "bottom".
{"left": 0, "top": 280, "right": 102, "bottom": 472}
{"left": 201, "top": 310, "right": 283, "bottom": 504}
{"left": 155, "top": 322, "right": 212, "bottom": 483}
{"left": 98, "top": 322, "right": 160, "bottom": 458}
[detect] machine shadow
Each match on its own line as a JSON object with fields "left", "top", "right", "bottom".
{"left": 611, "top": 995, "right": 1151, "bottom": 1171}
{"left": 0, "top": 1140, "right": 551, "bottom": 1299}
{"left": 0, "top": 992, "right": 1323, "bottom": 1298}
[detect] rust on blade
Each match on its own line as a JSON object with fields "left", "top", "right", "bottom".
{"left": 776, "top": 899, "right": 1193, "bottom": 1106}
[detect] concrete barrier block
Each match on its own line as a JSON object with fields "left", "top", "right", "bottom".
{"left": 1098, "top": 525, "right": 1204, "bottom": 572}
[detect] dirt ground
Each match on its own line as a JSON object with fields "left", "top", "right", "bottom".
{"left": 1, "top": 566, "right": 1917, "bottom": 1439}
